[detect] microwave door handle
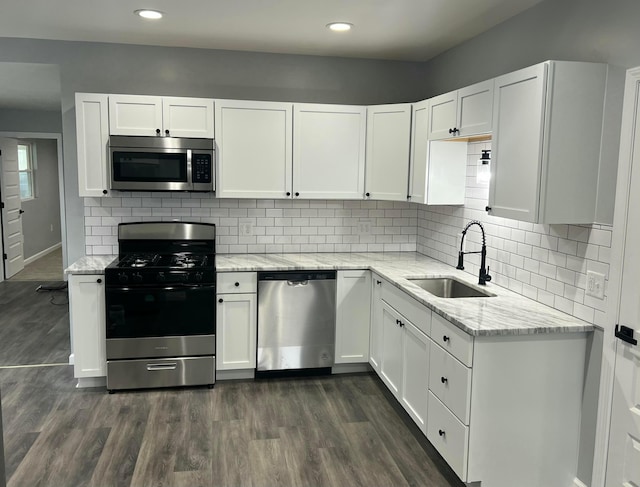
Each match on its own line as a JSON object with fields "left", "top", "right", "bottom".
{"left": 186, "top": 149, "right": 193, "bottom": 189}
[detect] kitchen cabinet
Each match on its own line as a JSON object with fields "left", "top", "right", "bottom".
{"left": 379, "top": 301, "right": 404, "bottom": 397}
{"left": 427, "top": 80, "right": 493, "bottom": 140}
{"left": 68, "top": 274, "right": 106, "bottom": 381}
{"left": 75, "top": 93, "right": 110, "bottom": 197}
{"left": 216, "top": 272, "right": 257, "bottom": 371}
{"left": 401, "top": 319, "right": 430, "bottom": 433}
{"left": 215, "top": 99, "right": 292, "bottom": 199}
{"left": 109, "top": 94, "right": 214, "bottom": 138}
{"left": 408, "top": 98, "right": 468, "bottom": 205}
{"left": 335, "top": 270, "right": 371, "bottom": 364}
{"left": 488, "top": 61, "right": 607, "bottom": 223}
{"left": 364, "top": 104, "right": 412, "bottom": 201}
{"left": 369, "top": 274, "right": 384, "bottom": 373}
{"left": 293, "top": 103, "right": 366, "bottom": 199}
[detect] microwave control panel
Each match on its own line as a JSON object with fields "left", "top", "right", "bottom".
{"left": 192, "top": 154, "right": 212, "bottom": 183}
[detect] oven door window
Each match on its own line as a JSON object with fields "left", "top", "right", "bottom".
{"left": 112, "top": 151, "right": 187, "bottom": 183}
{"left": 106, "top": 285, "right": 215, "bottom": 338}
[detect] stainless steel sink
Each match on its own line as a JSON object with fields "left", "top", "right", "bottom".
{"left": 407, "top": 277, "right": 496, "bottom": 298}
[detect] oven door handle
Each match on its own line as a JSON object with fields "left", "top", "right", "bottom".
{"left": 147, "top": 362, "right": 178, "bottom": 371}
{"left": 106, "top": 284, "right": 217, "bottom": 291}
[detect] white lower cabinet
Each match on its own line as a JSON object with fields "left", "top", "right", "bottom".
{"left": 335, "top": 270, "right": 371, "bottom": 363}
{"left": 69, "top": 274, "right": 106, "bottom": 379}
{"left": 380, "top": 302, "right": 404, "bottom": 397}
{"left": 369, "top": 274, "right": 384, "bottom": 372}
{"left": 401, "top": 320, "right": 430, "bottom": 434}
{"left": 216, "top": 272, "right": 257, "bottom": 371}
{"left": 427, "top": 391, "right": 469, "bottom": 480}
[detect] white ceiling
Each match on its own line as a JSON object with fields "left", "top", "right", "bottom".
{"left": 0, "top": 0, "right": 543, "bottom": 111}
{"left": 1, "top": 0, "right": 542, "bottom": 62}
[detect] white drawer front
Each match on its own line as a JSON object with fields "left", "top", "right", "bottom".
{"left": 431, "top": 313, "right": 473, "bottom": 366}
{"left": 217, "top": 272, "right": 257, "bottom": 294}
{"left": 381, "top": 282, "right": 431, "bottom": 336}
{"left": 429, "top": 342, "right": 472, "bottom": 424}
{"left": 427, "top": 391, "right": 469, "bottom": 482}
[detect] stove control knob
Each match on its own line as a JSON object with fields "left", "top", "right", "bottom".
{"left": 157, "top": 272, "right": 166, "bottom": 282}
{"left": 133, "top": 273, "right": 143, "bottom": 283}
{"left": 118, "top": 273, "right": 129, "bottom": 283}
{"left": 195, "top": 272, "right": 203, "bottom": 282}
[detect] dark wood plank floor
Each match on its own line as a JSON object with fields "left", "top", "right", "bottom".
{"left": 0, "top": 280, "right": 70, "bottom": 366}
{"left": 1, "top": 365, "right": 464, "bottom": 487}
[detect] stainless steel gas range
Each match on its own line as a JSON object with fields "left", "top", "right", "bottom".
{"left": 104, "top": 221, "right": 216, "bottom": 392}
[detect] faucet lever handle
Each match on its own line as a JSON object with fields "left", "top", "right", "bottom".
{"left": 485, "top": 266, "right": 492, "bottom": 282}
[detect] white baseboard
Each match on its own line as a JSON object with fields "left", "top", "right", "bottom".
{"left": 76, "top": 377, "right": 106, "bottom": 388}
{"left": 331, "top": 363, "right": 371, "bottom": 374}
{"left": 68, "top": 353, "right": 74, "bottom": 365}
{"left": 24, "top": 242, "right": 61, "bottom": 266}
{"left": 216, "top": 369, "right": 255, "bottom": 381}
{"left": 574, "top": 478, "right": 588, "bottom": 487}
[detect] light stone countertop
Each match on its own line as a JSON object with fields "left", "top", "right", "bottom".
{"left": 64, "top": 255, "right": 116, "bottom": 275}
{"left": 217, "top": 252, "right": 594, "bottom": 337}
{"left": 65, "top": 252, "right": 594, "bottom": 337}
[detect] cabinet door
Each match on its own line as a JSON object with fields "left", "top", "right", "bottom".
{"left": 76, "top": 93, "right": 110, "bottom": 197}
{"left": 428, "top": 91, "right": 458, "bottom": 140}
{"left": 489, "top": 63, "right": 548, "bottom": 222}
{"left": 109, "top": 94, "right": 163, "bottom": 136}
{"left": 408, "top": 100, "right": 429, "bottom": 203}
{"left": 425, "top": 140, "right": 468, "bottom": 205}
{"left": 162, "top": 97, "right": 214, "bottom": 138}
{"left": 380, "top": 301, "right": 404, "bottom": 398}
{"left": 69, "top": 274, "right": 106, "bottom": 378}
{"left": 216, "top": 293, "right": 257, "bottom": 370}
{"left": 293, "top": 104, "right": 366, "bottom": 199}
{"left": 365, "top": 104, "right": 412, "bottom": 201}
{"left": 457, "top": 79, "right": 494, "bottom": 137}
{"left": 216, "top": 100, "right": 292, "bottom": 199}
{"left": 369, "top": 276, "right": 383, "bottom": 372}
{"left": 401, "top": 321, "right": 430, "bottom": 434}
{"left": 335, "top": 270, "right": 371, "bottom": 364}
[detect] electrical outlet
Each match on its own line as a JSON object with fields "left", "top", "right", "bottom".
{"left": 50, "top": 224, "right": 54, "bottom": 232}
{"left": 238, "top": 221, "right": 254, "bottom": 237}
{"left": 586, "top": 271, "right": 605, "bottom": 300}
{"left": 357, "top": 220, "right": 372, "bottom": 235}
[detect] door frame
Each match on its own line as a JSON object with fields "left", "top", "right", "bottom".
{"left": 0, "top": 131, "right": 66, "bottom": 283}
{"left": 591, "top": 66, "right": 640, "bottom": 487}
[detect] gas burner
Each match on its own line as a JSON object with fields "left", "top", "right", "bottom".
{"left": 119, "top": 253, "right": 160, "bottom": 268}
{"left": 171, "top": 253, "right": 207, "bottom": 268}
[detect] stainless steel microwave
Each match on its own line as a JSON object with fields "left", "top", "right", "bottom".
{"left": 109, "top": 136, "right": 215, "bottom": 192}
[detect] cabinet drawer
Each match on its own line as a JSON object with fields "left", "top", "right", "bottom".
{"left": 217, "top": 272, "right": 257, "bottom": 293}
{"left": 431, "top": 313, "right": 473, "bottom": 366}
{"left": 429, "top": 342, "right": 472, "bottom": 424}
{"left": 427, "top": 391, "right": 469, "bottom": 482}
{"left": 381, "top": 282, "right": 431, "bottom": 336}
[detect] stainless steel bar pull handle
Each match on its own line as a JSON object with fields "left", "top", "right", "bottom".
{"left": 287, "top": 280, "right": 309, "bottom": 286}
{"left": 147, "top": 363, "right": 178, "bottom": 371}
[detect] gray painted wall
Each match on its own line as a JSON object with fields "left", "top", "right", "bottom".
{"left": 0, "top": 38, "right": 430, "bottom": 267}
{"left": 18, "top": 138, "right": 61, "bottom": 259}
{"left": 0, "top": 109, "right": 62, "bottom": 133}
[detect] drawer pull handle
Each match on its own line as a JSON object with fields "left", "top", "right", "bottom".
{"left": 147, "top": 363, "right": 177, "bottom": 371}
{"left": 218, "top": 298, "right": 223, "bottom": 303}
{"left": 438, "top": 429, "right": 445, "bottom": 437}
{"left": 443, "top": 335, "right": 450, "bottom": 342}
{"left": 234, "top": 282, "right": 240, "bottom": 287}
{"left": 396, "top": 319, "right": 401, "bottom": 326}
{"left": 376, "top": 280, "right": 381, "bottom": 285}
{"left": 441, "top": 376, "right": 448, "bottom": 384}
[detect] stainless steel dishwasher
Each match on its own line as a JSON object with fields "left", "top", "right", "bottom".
{"left": 257, "top": 271, "right": 336, "bottom": 372}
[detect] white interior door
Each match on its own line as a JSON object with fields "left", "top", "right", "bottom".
{"left": 606, "top": 71, "right": 640, "bottom": 487}
{"left": 0, "top": 138, "right": 24, "bottom": 278}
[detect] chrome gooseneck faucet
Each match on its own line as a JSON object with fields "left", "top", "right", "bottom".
{"left": 457, "top": 220, "right": 492, "bottom": 285}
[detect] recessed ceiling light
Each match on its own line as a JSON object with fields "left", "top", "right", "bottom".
{"left": 327, "top": 22, "right": 353, "bottom": 32}
{"left": 135, "top": 9, "right": 163, "bottom": 20}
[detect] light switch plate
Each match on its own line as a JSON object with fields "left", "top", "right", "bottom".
{"left": 586, "top": 271, "right": 605, "bottom": 300}
{"left": 238, "top": 220, "right": 254, "bottom": 237}
{"left": 357, "top": 220, "right": 372, "bottom": 235}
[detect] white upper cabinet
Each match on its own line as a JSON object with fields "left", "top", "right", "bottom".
{"left": 489, "top": 61, "right": 607, "bottom": 223}
{"left": 365, "top": 104, "right": 412, "bottom": 201}
{"left": 76, "top": 93, "right": 110, "bottom": 197}
{"left": 409, "top": 99, "right": 468, "bottom": 205}
{"left": 428, "top": 80, "right": 493, "bottom": 140}
{"left": 293, "top": 103, "right": 366, "bottom": 199}
{"left": 216, "top": 99, "right": 292, "bottom": 199}
{"left": 109, "top": 94, "right": 214, "bottom": 138}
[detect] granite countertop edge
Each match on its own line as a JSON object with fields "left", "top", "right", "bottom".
{"left": 65, "top": 252, "right": 596, "bottom": 337}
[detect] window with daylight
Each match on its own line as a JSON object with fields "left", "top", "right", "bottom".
{"left": 18, "top": 143, "right": 35, "bottom": 200}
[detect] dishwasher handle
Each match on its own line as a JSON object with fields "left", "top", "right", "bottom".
{"left": 258, "top": 271, "right": 336, "bottom": 281}
{"left": 287, "top": 280, "right": 309, "bottom": 286}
